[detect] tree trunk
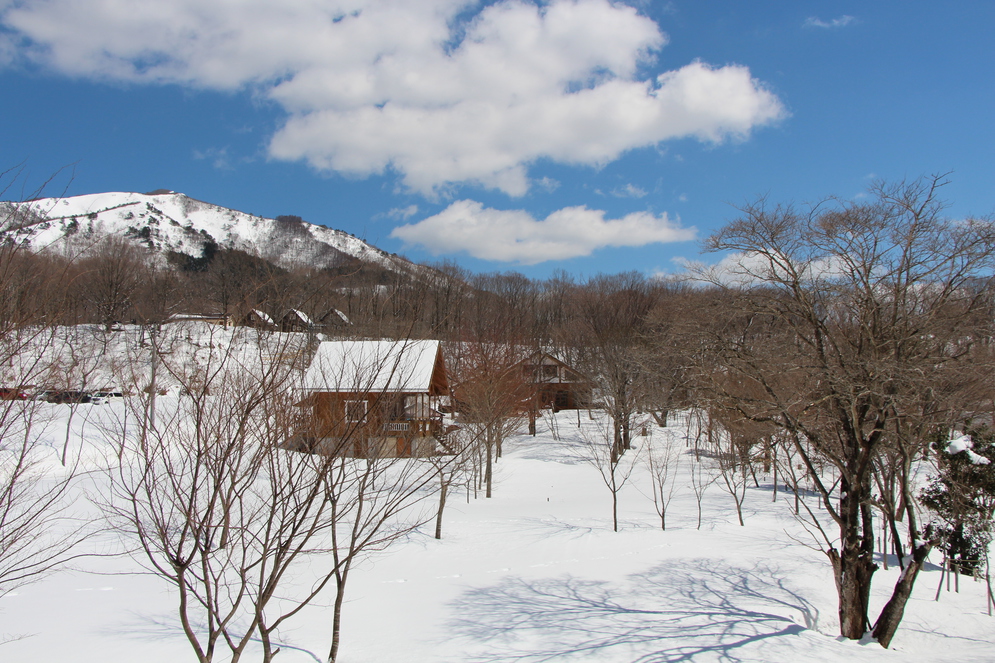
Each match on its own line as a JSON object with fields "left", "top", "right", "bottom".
{"left": 259, "top": 625, "right": 280, "bottom": 663}
{"left": 828, "top": 545, "right": 877, "bottom": 639}
{"left": 872, "top": 542, "right": 932, "bottom": 647}
{"left": 60, "top": 405, "right": 76, "bottom": 466}
{"left": 612, "top": 418, "right": 622, "bottom": 462}
{"left": 327, "top": 567, "right": 349, "bottom": 663}
{"left": 435, "top": 472, "right": 448, "bottom": 540}
{"left": 772, "top": 453, "right": 778, "bottom": 503}
{"left": 612, "top": 491, "right": 618, "bottom": 532}
{"left": 485, "top": 440, "right": 493, "bottom": 499}
{"left": 826, "top": 494, "right": 877, "bottom": 640}
{"left": 611, "top": 469, "right": 619, "bottom": 532}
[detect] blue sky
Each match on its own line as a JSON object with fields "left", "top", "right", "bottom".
{"left": 1, "top": 1, "right": 993, "bottom": 278}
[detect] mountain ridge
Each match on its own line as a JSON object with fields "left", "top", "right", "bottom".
{"left": 2, "top": 190, "right": 413, "bottom": 273}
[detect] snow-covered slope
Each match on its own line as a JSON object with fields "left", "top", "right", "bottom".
{"left": 2, "top": 190, "right": 408, "bottom": 272}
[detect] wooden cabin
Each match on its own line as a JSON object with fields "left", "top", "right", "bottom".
{"left": 520, "top": 352, "right": 592, "bottom": 411}
{"left": 281, "top": 309, "right": 315, "bottom": 332}
{"left": 241, "top": 308, "right": 277, "bottom": 329}
{"left": 318, "top": 307, "right": 351, "bottom": 328}
{"left": 296, "top": 339, "right": 451, "bottom": 458}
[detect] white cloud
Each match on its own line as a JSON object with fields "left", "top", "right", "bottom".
{"left": 390, "top": 199, "right": 695, "bottom": 264}
{"left": 193, "top": 146, "right": 233, "bottom": 170}
{"left": 378, "top": 204, "right": 419, "bottom": 221}
{"left": 676, "top": 251, "right": 847, "bottom": 287}
{"left": 535, "top": 177, "right": 560, "bottom": 193}
{"left": 803, "top": 15, "right": 856, "bottom": 29}
{"left": 612, "top": 183, "right": 648, "bottom": 198}
{"left": 2, "top": 0, "right": 786, "bottom": 195}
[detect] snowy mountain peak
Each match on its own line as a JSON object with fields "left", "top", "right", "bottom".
{"left": 2, "top": 190, "right": 408, "bottom": 272}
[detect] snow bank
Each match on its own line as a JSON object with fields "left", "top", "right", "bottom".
{"left": 946, "top": 434, "right": 991, "bottom": 465}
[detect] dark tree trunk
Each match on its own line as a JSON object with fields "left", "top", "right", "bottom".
{"left": 830, "top": 481, "right": 878, "bottom": 640}
{"left": 485, "top": 440, "right": 493, "bottom": 498}
{"left": 873, "top": 542, "right": 932, "bottom": 647}
{"left": 435, "top": 472, "right": 448, "bottom": 540}
{"left": 828, "top": 545, "right": 877, "bottom": 639}
{"left": 328, "top": 566, "right": 349, "bottom": 663}
{"left": 612, "top": 489, "right": 618, "bottom": 532}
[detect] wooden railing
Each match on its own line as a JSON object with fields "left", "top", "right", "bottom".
{"left": 382, "top": 418, "right": 440, "bottom": 437}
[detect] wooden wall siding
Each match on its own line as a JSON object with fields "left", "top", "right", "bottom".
{"left": 302, "top": 390, "right": 443, "bottom": 458}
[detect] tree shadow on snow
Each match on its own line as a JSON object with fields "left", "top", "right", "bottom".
{"left": 448, "top": 559, "right": 822, "bottom": 662}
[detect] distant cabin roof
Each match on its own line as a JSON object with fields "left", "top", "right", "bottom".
{"left": 251, "top": 309, "right": 275, "bottom": 325}
{"left": 285, "top": 309, "right": 313, "bottom": 325}
{"left": 303, "top": 339, "right": 442, "bottom": 393}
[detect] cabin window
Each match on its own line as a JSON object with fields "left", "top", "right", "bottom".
{"left": 345, "top": 399, "right": 368, "bottom": 423}
{"left": 542, "top": 364, "right": 558, "bottom": 379}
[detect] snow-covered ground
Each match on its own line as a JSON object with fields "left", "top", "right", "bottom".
{"left": 2, "top": 405, "right": 994, "bottom": 663}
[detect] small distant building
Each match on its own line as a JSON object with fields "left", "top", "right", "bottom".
{"left": 520, "top": 351, "right": 592, "bottom": 411}
{"left": 242, "top": 309, "right": 277, "bottom": 329}
{"left": 295, "top": 339, "right": 451, "bottom": 458}
{"left": 281, "top": 309, "right": 314, "bottom": 332}
{"left": 318, "top": 307, "right": 351, "bottom": 328}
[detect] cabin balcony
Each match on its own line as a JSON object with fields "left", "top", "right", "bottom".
{"left": 382, "top": 417, "right": 441, "bottom": 437}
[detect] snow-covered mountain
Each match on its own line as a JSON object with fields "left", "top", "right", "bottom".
{"left": 1, "top": 190, "right": 410, "bottom": 272}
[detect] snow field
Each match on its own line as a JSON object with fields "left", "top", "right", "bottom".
{"left": 2, "top": 405, "right": 994, "bottom": 662}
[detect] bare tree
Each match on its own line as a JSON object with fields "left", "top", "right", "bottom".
{"left": 43, "top": 325, "right": 107, "bottom": 465}
{"left": 105, "top": 325, "right": 444, "bottom": 663}
{"left": 104, "top": 326, "right": 290, "bottom": 662}
{"left": 576, "top": 416, "right": 641, "bottom": 532}
{"left": 0, "top": 169, "right": 92, "bottom": 634}
{"left": 0, "top": 397, "right": 88, "bottom": 606}
{"left": 450, "top": 337, "right": 530, "bottom": 498}
{"left": 0, "top": 168, "right": 92, "bottom": 612}
{"left": 321, "top": 450, "right": 438, "bottom": 663}
{"left": 696, "top": 176, "right": 995, "bottom": 645}
{"left": 572, "top": 273, "right": 657, "bottom": 460}
{"left": 428, "top": 425, "right": 474, "bottom": 540}
{"left": 644, "top": 423, "right": 679, "bottom": 530}
{"left": 79, "top": 235, "right": 145, "bottom": 329}
{"left": 685, "top": 411, "right": 716, "bottom": 531}
{"left": 712, "top": 421, "right": 752, "bottom": 527}
{"left": 294, "top": 335, "right": 446, "bottom": 663}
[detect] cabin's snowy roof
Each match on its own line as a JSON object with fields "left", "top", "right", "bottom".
{"left": 251, "top": 309, "right": 275, "bottom": 325}
{"left": 285, "top": 309, "right": 313, "bottom": 325}
{"left": 302, "top": 339, "right": 441, "bottom": 393}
